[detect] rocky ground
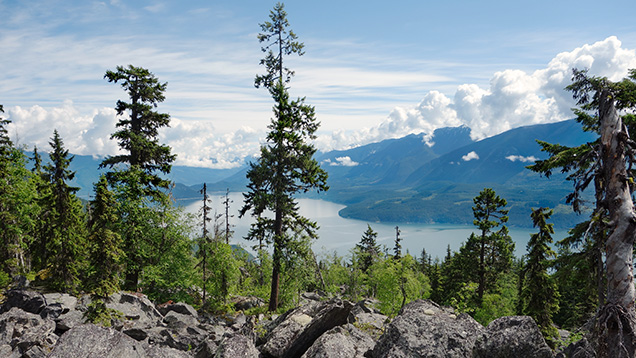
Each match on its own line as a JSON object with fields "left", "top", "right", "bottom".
{"left": 0, "top": 288, "right": 591, "bottom": 357}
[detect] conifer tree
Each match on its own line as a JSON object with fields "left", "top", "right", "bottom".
{"left": 468, "top": 188, "right": 514, "bottom": 303}
{"left": 101, "top": 65, "right": 176, "bottom": 290}
{"left": 40, "top": 130, "right": 86, "bottom": 292}
{"left": 393, "top": 226, "right": 402, "bottom": 260}
{"left": 0, "top": 108, "right": 35, "bottom": 276}
{"left": 240, "top": 2, "right": 328, "bottom": 311}
{"left": 88, "top": 175, "right": 123, "bottom": 296}
{"left": 355, "top": 224, "right": 380, "bottom": 273}
{"left": 521, "top": 207, "right": 559, "bottom": 345}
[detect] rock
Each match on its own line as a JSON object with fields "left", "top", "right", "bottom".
{"left": 143, "top": 343, "right": 192, "bottom": 358}
{"left": 348, "top": 300, "right": 388, "bottom": 340}
{"left": 48, "top": 324, "right": 146, "bottom": 358}
{"left": 556, "top": 337, "right": 595, "bottom": 358}
{"left": 105, "top": 292, "right": 163, "bottom": 330}
{"left": 23, "top": 345, "right": 47, "bottom": 358}
{"left": 193, "top": 339, "right": 218, "bottom": 358}
{"left": 232, "top": 295, "right": 266, "bottom": 311}
{"left": 0, "top": 307, "right": 46, "bottom": 346}
{"left": 163, "top": 311, "right": 199, "bottom": 331}
{"left": 54, "top": 309, "right": 85, "bottom": 334}
{"left": 14, "top": 319, "right": 56, "bottom": 352}
{"left": 216, "top": 334, "right": 260, "bottom": 358}
{"left": 157, "top": 302, "right": 198, "bottom": 318}
{"left": 301, "top": 324, "right": 375, "bottom": 358}
{"left": 473, "top": 316, "right": 554, "bottom": 358}
{"left": 124, "top": 328, "right": 149, "bottom": 341}
{"left": 262, "top": 298, "right": 354, "bottom": 358}
{"left": 1, "top": 290, "right": 46, "bottom": 314}
{"left": 372, "top": 299, "right": 484, "bottom": 358}
{"left": 0, "top": 344, "right": 18, "bottom": 358}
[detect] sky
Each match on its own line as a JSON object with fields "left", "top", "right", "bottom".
{"left": 2, "top": 0, "right": 636, "bottom": 169}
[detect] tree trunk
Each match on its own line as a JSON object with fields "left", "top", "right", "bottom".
{"left": 269, "top": 208, "right": 283, "bottom": 312}
{"left": 597, "top": 89, "right": 636, "bottom": 357}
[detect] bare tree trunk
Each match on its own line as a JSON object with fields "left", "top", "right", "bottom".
{"left": 597, "top": 89, "right": 636, "bottom": 357}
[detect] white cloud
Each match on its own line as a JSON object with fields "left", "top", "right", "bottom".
{"left": 323, "top": 156, "right": 359, "bottom": 167}
{"left": 318, "top": 36, "right": 636, "bottom": 151}
{"left": 462, "top": 151, "right": 479, "bottom": 161}
{"left": 506, "top": 155, "right": 538, "bottom": 163}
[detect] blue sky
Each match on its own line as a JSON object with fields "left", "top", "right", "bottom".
{"left": 2, "top": 0, "right": 636, "bottom": 168}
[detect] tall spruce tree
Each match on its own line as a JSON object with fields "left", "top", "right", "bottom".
{"left": 521, "top": 207, "right": 559, "bottom": 345}
{"left": 355, "top": 224, "right": 380, "bottom": 273}
{"left": 240, "top": 3, "right": 328, "bottom": 311}
{"left": 41, "top": 130, "right": 86, "bottom": 292}
{"left": 468, "top": 188, "right": 514, "bottom": 303}
{"left": 88, "top": 175, "right": 123, "bottom": 296}
{"left": 0, "top": 107, "right": 35, "bottom": 275}
{"left": 101, "top": 65, "right": 176, "bottom": 290}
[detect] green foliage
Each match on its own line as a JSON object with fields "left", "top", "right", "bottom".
{"left": 87, "top": 175, "right": 124, "bottom": 296}
{"left": 84, "top": 299, "right": 124, "bottom": 327}
{"left": 240, "top": 4, "right": 327, "bottom": 311}
{"left": 354, "top": 225, "right": 380, "bottom": 273}
{"left": 38, "top": 130, "right": 87, "bottom": 293}
{"left": 520, "top": 207, "right": 559, "bottom": 345}
{"left": 368, "top": 254, "right": 427, "bottom": 316}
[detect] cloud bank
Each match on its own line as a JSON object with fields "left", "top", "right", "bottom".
{"left": 316, "top": 36, "right": 636, "bottom": 150}
{"left": 4, "top": 37, "right": 636, "bottom": 168}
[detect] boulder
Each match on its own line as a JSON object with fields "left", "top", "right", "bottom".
{"left": 473, "top": 316, "right": 554, "bottom": 358}
{"left": 216, "top": 334, "right": 260, "bottom": 358}
{"left": 192, "top": 339, "right": 218, "bottom": 358}
{"left": 163, "top": 311, "right": 199, "bottom": 331}
{"left": 157, "top": 302, "right": 198, "bottom": 318}
{"left": 1, "top": 290, "right": 46, "bottom": 315}
{"left": 47, "top": 324, "right": 146, "bottom": 358}
{"left": 556, "top": 337, "right": 595, "bottom": 358}
{"left": 262, "top": 298, "right": 354, "bottom": 358}
{"left": 348, "top": 300, "right": 388, "bottom": 339}
{"left": 372, "top": 299, "right": 484, "bottom": 358}
{"left": 0, "top": 307, "right": 47, "bottom": 346}
{"left": 54, "top": 309, "right": 85, "bottom": 334}
{"left": 301, "top": 323, "right": 375, "bottom": 358}
{"left": 105, "top": 292, "right": 163, "bottom": 329}
{"left": 232, "top": 295, "right": 266, "bottom": 311}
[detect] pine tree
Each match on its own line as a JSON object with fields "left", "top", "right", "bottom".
{"left": 469, "top": 188, "right": 514, "bottom": 303}
{"left": 521, "top": 207, "right": 559, "bottom": 345}
{"left": 240, "top": 3, "right": 328, "bottom": 311}
{"left": 87, "top": 175, "right": 123, "bottom": 297}
{"left": 40, "top": 130, "right": 86, "bottom": 292}
{"left": 0, "top": 109, "right": 35, "bottom": 276}
{"left": 393, "top": 226, "right": 402, "bottom": 260}
{"left": 355, "top": 224, "right": 380, "bottom": 273}
{"left": 101, "top": 65, "right": 176, "bottom": 290}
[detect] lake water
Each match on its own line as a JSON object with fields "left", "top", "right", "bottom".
{"left": 181, "top": 192, "right": 568, "bottom": 261}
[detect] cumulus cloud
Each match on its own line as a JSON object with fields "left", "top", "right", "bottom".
{"left": 506, "top": 155, "right": 537, "bottom": 163}
{"left": 323, "top": 156, "right": 359, "bottom": 167}
{"left": 4, "top": 102, "right": 264, "bottom": 169}
{"left": 462, "top": 151, "right": 479, "bottom": 161}
{"left": 318, "top": 36, "right": 636, "bottom": 151}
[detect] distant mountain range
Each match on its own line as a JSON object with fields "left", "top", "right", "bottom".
{"left": 38, "top": 119, "right": 596, "bottom": 228}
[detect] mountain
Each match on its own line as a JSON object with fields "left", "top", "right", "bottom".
{"left": 33, "top": 119, "right": 595, "bottom": 228}
{"left": 332, "top": 119, "right": 597, "bottom": 227}
{"left": 317, "top": 126, "right": 473, "bottom": 188}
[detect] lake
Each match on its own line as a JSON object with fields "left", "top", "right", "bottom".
{"left": 182, "top": 192, "right": 568, "bottom": 261}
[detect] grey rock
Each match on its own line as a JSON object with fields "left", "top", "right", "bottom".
{"left": 54, "top": 309, "right": 85, "bottom": 333}
{"left": 372, "top": 299, "right": 484, "bottom": 358}
{"left": 193, "top": 339, "right": 218, "bottom": 358}
{"left": 232, "top": 295, "right": 266, "bottom": 311}
{"left": 144, "top": 343, "right": 192, "bottom": 358}
{"left": 0, "top": 307, "right": 46, "bottom": 346}
{"left": 216, "top": 334, "right": 260, "bottom": 358}
{"left": 301, "top": 324, "right": 375, "bottom": 358}
{"left": 48, "top": 324, "right": 146, "bottom": 358}
{"left": 262, "top": 298, "right": 354, "bottom": 358}
{"left": 163, "top": 311, "right": 199, "bottom": 331}
{"left": 556, "top": 337, "right": 595, "bottom": 358}
{"left": 0, "top": 344, "right": 17, "bottom": 358}
{"left": 473, "top": 316, "right": 554, "bottom": 358}
{"left": 157, "top": 302, "right": 198, "bottom": 318}
{"left": 348, "top": 300, "right": 388, "bottom": 340}
{"left": 15, "top": 319, "right": 56, "bottom": 352}
{"left": 1, "top": 290, "right": 46, "bottom": 314}
{"left": 124, "top": 327, "right": 149, "bottom": 341}
{"left": 23, "top": 345, "right": 47, "bottom": 358}
{"left": 105, "top": 292, "right": 163, "bottom": 330}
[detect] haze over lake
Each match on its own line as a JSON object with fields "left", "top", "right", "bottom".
{"left": 183, "top": 192, "right": 567, "bottom": 260}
